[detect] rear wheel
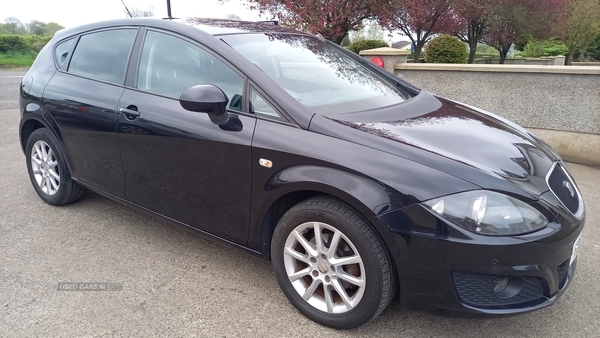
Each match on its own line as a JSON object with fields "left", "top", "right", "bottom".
{"left": 25, "top": 129, "right": 87, "bottom": 205}
{"left": 271, "top": 197, "right": 395, "bottom": 329}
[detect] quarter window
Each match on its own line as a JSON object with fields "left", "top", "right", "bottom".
{"left": 137, "top": 31, "right": 244, "bottom": 111}
{"left": 250, "top": 89, "right": 282, "bottom": 119}
{"left": 69, "top": 29, "right": 136, "bottom": 84}
{"left": 55, "top": 37, "right": 75, "bottom": 70}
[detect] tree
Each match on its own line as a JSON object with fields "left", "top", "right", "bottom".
{"left": 4, "top": 17, "right": 25, "bottom": 35}
{"left": 562, "top": 0, "right": 600, "bottom": 63}
{"left": 453, "top": 0, "right": 496, "bottom": 63}
{"left": 224, "top": 14, "right": 242, "bottom": 20}
{"left": 377, "top": 0, "right": 459, "bottom": 63}
{"left": 127, "top": 6, "right": 155, "bottom": 17}
{"left": 235, "top": 0, "right": 376, "bottom": 44}
{"left": 483, "top": 0, "right": 570, "bottom": 63}
{"left": 349, "top": 22, "right": 385, "bottom": 43}
{"left": 28, "top": 20, "right": 47, "bottom": 36}
{"left": 45, "top": 22, "right": 64, "bottom": 36}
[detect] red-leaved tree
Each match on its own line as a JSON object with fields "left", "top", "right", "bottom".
{"left": 377, "top": 0, "right": 459, "bottom": 62}
{"left": 453, "top": 0, "right": 497, "bottom": 63}
{"left": 235, "top": 0, "right": 376, "bottom": 44}
{"left": 483, "top": 0, "right": 570, "bottom": 63}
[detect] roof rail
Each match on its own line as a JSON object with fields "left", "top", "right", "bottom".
{"left": 258, "top": 20, "right": 278, "bottom": 26}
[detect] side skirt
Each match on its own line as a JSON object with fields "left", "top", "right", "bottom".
{"left": 73, "top": 178, "right": 262, "bottom": 258}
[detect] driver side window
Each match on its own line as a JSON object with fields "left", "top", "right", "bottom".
{"left": 137, "top": 31, "right": 244, "bottom": 111}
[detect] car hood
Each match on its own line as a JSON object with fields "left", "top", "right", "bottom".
{"left": 310, "top": 91, "right": 557, "bottom": 199}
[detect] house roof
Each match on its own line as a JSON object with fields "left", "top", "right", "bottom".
{"left": 392, "top": 41, "right": 411, "bottom": 49}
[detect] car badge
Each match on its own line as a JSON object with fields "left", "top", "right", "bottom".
{"left": 563, "top": 180, "right": 575, "bottom": 198}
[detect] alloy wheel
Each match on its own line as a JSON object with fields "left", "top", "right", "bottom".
{"left": 31, "top": 140, "right": 60, "bottom": 196}
{"left": 283, "top": 221, "right": 366, "bottom": 314}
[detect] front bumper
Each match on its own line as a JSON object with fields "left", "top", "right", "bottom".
{"left": 374, "top": 201, "right": 584, "bottom": 315}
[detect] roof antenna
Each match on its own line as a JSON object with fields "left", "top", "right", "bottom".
{"left": 163, "top": 0, "right": 178, "bottom": 20}
{"left": 121, "top": 0, "right": 133, "bottom": 18}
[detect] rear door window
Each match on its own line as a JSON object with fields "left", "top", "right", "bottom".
{"left": 54, "top": 37, "right": 75, "bottom": 70}
{"left": 69, "top": 29, "right": 137, "bottom": 84}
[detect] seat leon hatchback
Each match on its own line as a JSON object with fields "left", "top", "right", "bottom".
{"left": 19, "top": 18, "right": 585, "bottom": 329}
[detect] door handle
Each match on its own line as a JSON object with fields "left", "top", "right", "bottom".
{"left": 119, "top": 107, "right": 140, "bottom": 119}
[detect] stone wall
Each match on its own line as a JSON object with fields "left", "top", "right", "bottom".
{"left": 393, "top": 63, "right": 600, "bottom": 165}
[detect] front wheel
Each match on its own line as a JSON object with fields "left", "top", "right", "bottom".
{"left": 271, "top": 197, "right": 395, "bottom": 329}
{"left": 25, "top": 128, "right": 87, "bottom": 205}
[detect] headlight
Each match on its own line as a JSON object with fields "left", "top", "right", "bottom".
{"left": 422, "top": 191, "right": 548, "bottom": 236}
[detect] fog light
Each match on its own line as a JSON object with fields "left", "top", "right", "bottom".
{"left": 493, "top": 277, "right": 525, "bottom": 299}
{"left": 493, "top": 278, "right": 509, "bottom": 293}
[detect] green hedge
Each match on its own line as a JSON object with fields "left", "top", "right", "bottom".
{"left": 424, "top": 35, "right": 467, "bottom": 64}
{"left": 346, "top": 39, "right": 389, "bottom": 54}
{"left": 0, "top": 35, "right": 52, "bottom": 55}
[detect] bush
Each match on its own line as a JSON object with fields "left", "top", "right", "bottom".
{"left": 521, "top": 39, "right": 568, "bottom": 58}
{"left": 340, "top": 35, "right": 351, "bottom": 47}
{"left": 0, "top": 34, "right": 52, "bottom": 54}
{"left": 346, "top": 39, "right": 388, "bottom": 54}
{"left": 424, "top": 35, "right": 468, "bottom": 64}
{"left": 0, "top": 35, "right": 30, "bottom": 54}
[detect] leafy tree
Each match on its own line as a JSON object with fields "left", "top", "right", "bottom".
{"left": 4, "top": 17, "right": 25, "bottom": 35}
{"left": 45, "top": 22, "right": 64, "bottom": 36}
{"left": 425, "top": 34, "right": 468, "bottom": 63}
{"left": 224, "top": 14, "right": 242, "bottom": 20}
{"left": 453, "top": 0, "right": 496, "bottom": 63}
{"left": 28, "top": 20, "right": 47, "bottom": 36}
{"left": 483, "top": 0, "right": 570, "bottom": 63}
{"left": 377, "top": 0, "right": 458, "bottom": 63}
{"left": 235, "top": 0, "right": 376, "bottom": 44}
{"left": 349, "top": 22, "right": 385, "bottom": 43}
{"left": 587, "top": 31, "right": 600, "bottom": 60}
{"left": 562, "top": 0, "right": 600, "bottom": 63}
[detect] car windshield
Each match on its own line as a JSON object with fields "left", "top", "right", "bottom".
{"left": 221, "top": 33, "right": 413, "bottom": 115}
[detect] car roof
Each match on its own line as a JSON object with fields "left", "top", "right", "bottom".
{"left": 53, "top": 18, "right": 309, "bottom": 41}
{"left": 180, "top": 18, "right": 307, "bottom": 36}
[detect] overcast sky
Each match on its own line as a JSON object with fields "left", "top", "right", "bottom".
{"left": 3, "top": 0, "right": 264, "bottom": 28}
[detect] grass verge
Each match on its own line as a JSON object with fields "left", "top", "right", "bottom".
{"left": 0, "top": 53, "right": 36, "bottom": 67}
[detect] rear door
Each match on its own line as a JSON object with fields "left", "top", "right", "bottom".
{"left": 117, "top": 29, "right": 255, "bottom": 244}
{"left": 42, "top": 28, "right": 138, "bottom": 198}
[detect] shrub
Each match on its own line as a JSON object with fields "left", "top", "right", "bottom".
{"left": 0, "top": 34, "right": 52, "bottom": 54}
{"left": 346, "top": 39, "right": 388, "bottom": 54}
{"left": 424, "top": 35, "right": 468, "bottom": 64}
{"left": 521, "top": 39, "right": 568, "bottom": 58}
{"left": 340, "top": 35, "right": 351, "bottom": 47}
{"left": 0, "top": 35, "right": 30, "bottom": 54}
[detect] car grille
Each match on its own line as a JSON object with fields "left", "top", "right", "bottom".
{"left": 557, "top": 259, "right": 570, "bottom": 290}
{"left": 547, "top": 163, "right": 580, "bottom": 215}
{"left": 452, "top": 271, "right": 545, "bottom": 308}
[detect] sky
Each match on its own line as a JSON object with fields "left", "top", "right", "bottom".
{"left": 2, "top": 0, "right": 264, "bottom": 28}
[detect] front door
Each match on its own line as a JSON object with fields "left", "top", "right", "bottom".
{"left": 117, "top": 30, "right": 255, "bottom": 245}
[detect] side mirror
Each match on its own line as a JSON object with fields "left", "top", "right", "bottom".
{"left": 179, "top": 84, "right": 230, "bottom": 125}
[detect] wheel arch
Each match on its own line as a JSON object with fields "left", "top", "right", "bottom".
{"left": 20, "top": 103, "right": 65, "bottom": 158}
{"left": 253, "top": 165, "right": 406, "bottom": 267}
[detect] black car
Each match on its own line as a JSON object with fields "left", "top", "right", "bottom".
{"left": 19, "top": 18, "right": 585, "bottom": 329}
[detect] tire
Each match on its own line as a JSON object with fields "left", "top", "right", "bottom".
{"left": 271, "top": 197, "right": 395, "bottom": 329}
{"left": 25, "top": 128, "right": 87, "bottom": 206}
